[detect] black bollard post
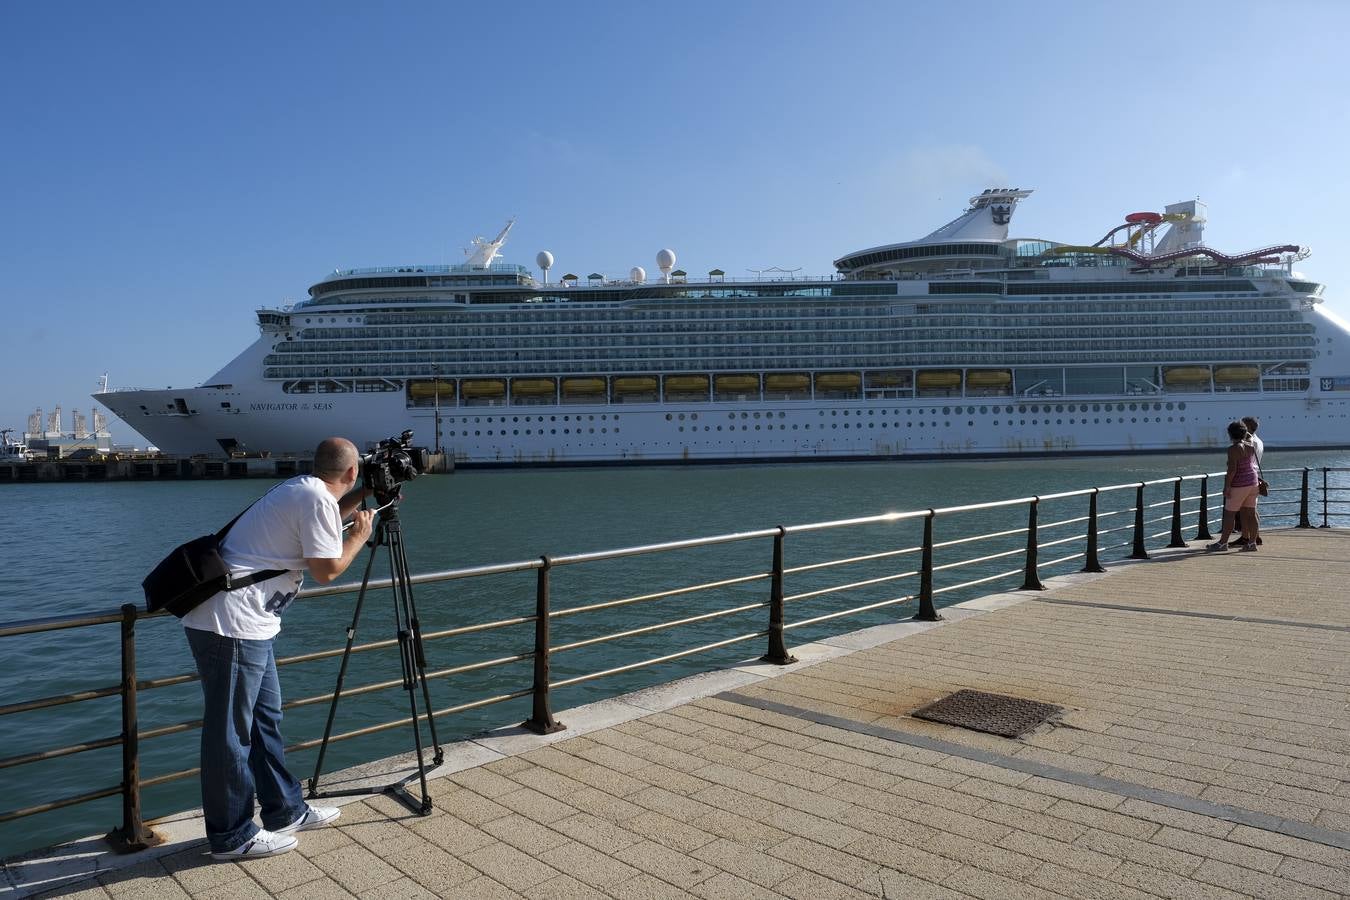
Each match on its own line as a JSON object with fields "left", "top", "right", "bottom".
{"left": 761, "top": 528, "right": 796, "bottom": 665}
{"left": 521, "top": 557, "right": 565, "bottom": 734}
{"left": 1083, "top": 489, "right": 1105, "bottom": 573}
{"left": 913, "top": 511, "right": 941, "bottom": 621}
{"left": 1195, "top": 474, "right": 1212, "bottom": 540}
{"left": 1168, "top": 478, "right": 1187, "bottom": 548}
{"left": 1323, "top": 468, "right": 1330, "bottom": 528}
{"left": 1020, "top": 499, "right": 1046, "bottom": 590}
{"left": 105, "top": 605, "right": 162, "bottom": 853}
{"left": 1131, "top": 483, "right": 1150, "bottom": 559}
{"left": 1299, "top": 468, "right": 1312, "bottom": 528}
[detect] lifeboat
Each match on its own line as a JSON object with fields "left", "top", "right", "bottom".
{"left": 407, "top": 380, "right": 456, "bottom": 400}
{"left": 865, "top": 370, "right": 911, "bottom": 388}
{"left": 916, "top": 370, "right": 962, "bottom": 389}
{"left": 612, "top": 376, "right": 658, "bottom": 394}
{"left": 561, "top": 377, "right": 606, "bottom": 395}
{"left": 814, "top": 373, "right": 861, "bottom": 390}
{"left": 511, "top": 378, "right": 556, "bottom": 396}
{"left": 714, "top": 374, "right": 760, "bottom": 392}
{"left": 460, "top": 379, "right": 506, "bottom": 398}
{"left": 664, "top": 375, "right": 709, "bottom": 392}
{"left": 965, "top": 370, "right": 1012, "bottom": 388}
{"left": 765, "top": 374, "right": 810, "bottom": 392}
{"left": 1163, "top": 367, "right": 1212, "bottom": 385}
{"left": 1214, "top": 366, "right": 1260, "bottom": 384}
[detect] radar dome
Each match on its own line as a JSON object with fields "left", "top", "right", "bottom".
{"left": 656, "top": 248, "right": 676, "bottom": 271}
{"left": 630, "top": 266, "right": 647, "bottom": 283}
{"left": 536, "top": 251, "right": 554, "bottom": 270}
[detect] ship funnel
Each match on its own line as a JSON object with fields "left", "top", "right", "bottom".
{"left": 917, "top": 188, "right": 1034, "bottom": 244}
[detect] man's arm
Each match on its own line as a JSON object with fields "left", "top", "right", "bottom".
{"left": 338, "top": 486, "right": 371, "bottom": 519}
{"left": 306, "top": 508, "right": 374, "bottom": 585}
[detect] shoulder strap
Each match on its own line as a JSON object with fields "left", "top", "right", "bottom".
{"left": 215, "top": 480, "right": 288, "bottom": 540}
{"left": 216, "top": 481, "right": 291, "bottom": 587}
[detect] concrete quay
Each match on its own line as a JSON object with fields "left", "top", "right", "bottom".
{"left": 5, "top": 529, "right": 1348, "bottom": 899}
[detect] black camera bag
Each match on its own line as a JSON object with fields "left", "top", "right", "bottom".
{"left": 143, "top": 504, "right": 285, "bottom": 617}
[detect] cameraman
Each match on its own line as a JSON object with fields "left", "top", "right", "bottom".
{"left": 182, "top": 437, "right": 374, "bottom": 860}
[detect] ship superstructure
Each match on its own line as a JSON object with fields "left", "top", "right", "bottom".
{"left": 94, "top": 190, "right": 1350, "bottom": 463}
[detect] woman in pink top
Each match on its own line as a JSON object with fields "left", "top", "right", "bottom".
{"left": 1207, "top": 420, "right": 1260, "bottom": 552}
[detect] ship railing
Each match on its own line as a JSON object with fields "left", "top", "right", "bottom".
{"left": 1, "top": 466, "right": 1347, "bottom": 853}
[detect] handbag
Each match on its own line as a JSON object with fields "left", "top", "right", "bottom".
{"left": 1256, "top": 451, "right": 1269, "bottom": 496}
{"left": 142, "top": 501, "right": 285, "bottom": 617}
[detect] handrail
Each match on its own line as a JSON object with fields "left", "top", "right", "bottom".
{"left": 0, "top": 465, "right": 1345, "bottom": 850}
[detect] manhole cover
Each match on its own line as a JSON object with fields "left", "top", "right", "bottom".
{"left": 912, "top": 689, "right": 1062, "bottom": 738}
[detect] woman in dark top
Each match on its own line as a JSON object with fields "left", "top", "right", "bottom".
{"left": 1207, "top": 420, "right": 1260, "bottom": 552}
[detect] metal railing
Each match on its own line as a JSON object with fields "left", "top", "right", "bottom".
{"left": 1, "top": 466, "right": 1346, "bottom": 853}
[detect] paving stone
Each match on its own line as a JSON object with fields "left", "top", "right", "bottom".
{"left": 531, "top": 874, "right": 612, "bottom": 900}
{"left": 383, "top": 841, "right": 480, "bottom": 894}
{"left": 355, "top": 875, "right": 436, "bottom": 899}
{"left": 460, "top": 841, "right": 563, "bottom": 891}
{"left": 1192, "top": 858, "right": 1341, "bottom": 899}
{"left": 615, "top": 839, "right": 717, "bottom": 889}
{"left": 453, "top": 875, "right": 524, "bottom": 898}
{"left": 192, "top": 877, "right": 275, "bottom": 900}
{"left": 406, "top": 811, "right": 497, "bottom": 855}
{"left": 1275, "top": 855, "right": 1350, "bottom": 894}
{"left": 605, "top": 872, "right": 700, "bottom": 899}
{"left": 234, "top": 847, "right": 326, "bottom": 893}
{"left": 310, "top": 844, "right": 403, "bottom": 895}
{"left": 1109, "top": 861, "right": 1249, "bottom": 900}
{"left": 773, "top": 869, "right": 877, "bottom": 899}
{"left": 688, "top": 871, "right": 785, "bottom": 900}
{"left": 691, "top": 837, "right": 800, "bottom": 888}
{"left": 539, "top": 840, "right": 640, "bottom": 888}
{"left": 624, "top": 810, "right": 718, "bottom": 854}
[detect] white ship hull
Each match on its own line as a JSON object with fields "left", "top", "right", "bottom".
{"left": 95, "top": 381, "right": 1350, "bottom": 465}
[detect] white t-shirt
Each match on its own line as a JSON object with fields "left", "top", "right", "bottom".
{"left": 1251, "top": 434, "right": 1264, "bottom": 465}
{"left": 182, "top": 475, "right": 343, "bottom": 640}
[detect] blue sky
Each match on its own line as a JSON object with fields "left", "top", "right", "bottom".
{"left": 3, "top": 1, "right": 1347, "bottom": 446}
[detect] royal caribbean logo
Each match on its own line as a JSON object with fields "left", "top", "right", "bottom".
{"left": 1322, "top": 376, "right": 1350, "bottom": 391}
{"left": 991, "top": 205, "right": 1011, "bottom": 225}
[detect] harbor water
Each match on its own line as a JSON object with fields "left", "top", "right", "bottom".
{"left": 3, "top": 449, "right": 1348, "bottom": 858}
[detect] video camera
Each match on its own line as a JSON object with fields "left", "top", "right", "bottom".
{"left": 362, "top": 430, "right": 429, "bottom": 501}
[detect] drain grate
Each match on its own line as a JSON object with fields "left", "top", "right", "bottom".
{"left": 912, "top": 689, "right": 1063, "bottom": 738}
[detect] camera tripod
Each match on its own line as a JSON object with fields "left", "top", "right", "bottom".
{"left": 307, "top": 494, "right": 443, "bottom": 814}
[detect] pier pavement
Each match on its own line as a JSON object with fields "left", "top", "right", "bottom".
{"left": 6, "top": 529, "right": 1349, "bottom": 899}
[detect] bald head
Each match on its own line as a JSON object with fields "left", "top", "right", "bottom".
{"left": 313, "top": 437, "right": 359, "bottom": 482}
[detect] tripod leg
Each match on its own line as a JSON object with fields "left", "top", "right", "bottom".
{"left": 386, "top": 521, "right": 434, "bottom": 815}
{"left": 308, "top": 521, "right": 382, "bottom": 798}
{"left": 395, "top": 527, "right": 444, "bottom": 766}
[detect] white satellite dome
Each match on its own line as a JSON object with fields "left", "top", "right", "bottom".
{"left": 656, "top": 248, "right": 676, "bottom": 271}
{"left": 536, "top": 251, "right": 554, "bottom": 270}
{"left": 630, "top": 266, "right": 647, "bottom": 283}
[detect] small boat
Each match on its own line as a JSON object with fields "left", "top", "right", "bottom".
{"left": 664, "top": 375, "right": 709, "bottom": 392}
{"left": 408, "top": 380, "right": 456, "bottom": 399}
{"left": 714, "top": 374, "right": 760, "bottom": 392}
{"left": 966, "top": 370, "right": 1012, "bottom": 388}
{"left": 765, "top": 374, "right": 810, "bottom": 391}
{"left": 1214, "top": 366, "right": 1260, "bottom": 384}
{"left": 561, "top": 378, "right": 607, "bottom": 395}
{"left": 461, "top": 379, "right": 506, "bottom": 398}
{"left": 1163, "top": 366, "right": 1212, "bottom": 385}
{"left": 917, "top": 370, "right": 962, "bottom": 388}
{"left": 612, "top": 376, "right": 658, "bottom": 393}
{"left": 814, "top": 373, "right": 861, "bottom": 390}
{"left": 511, "top": 378, "right": 557, "bottom": 396}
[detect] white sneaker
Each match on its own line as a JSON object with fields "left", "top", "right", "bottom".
{"left": 276, "top": 803, "right": 341, "bottom": 835}
{"left": 211, "top": 828, "right": 297, "bottom": 860}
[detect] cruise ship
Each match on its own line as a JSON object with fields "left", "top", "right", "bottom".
{"left": 95, "top": 190, "right": 1350, "bottom": 465}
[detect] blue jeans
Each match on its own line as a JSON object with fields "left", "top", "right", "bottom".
{"left": 185, "top": 628, "right": 306, "bottom": 852}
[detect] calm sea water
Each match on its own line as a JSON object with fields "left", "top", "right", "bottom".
{"left": 3, "top": 449, "right": 1348, "bottom": 857}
